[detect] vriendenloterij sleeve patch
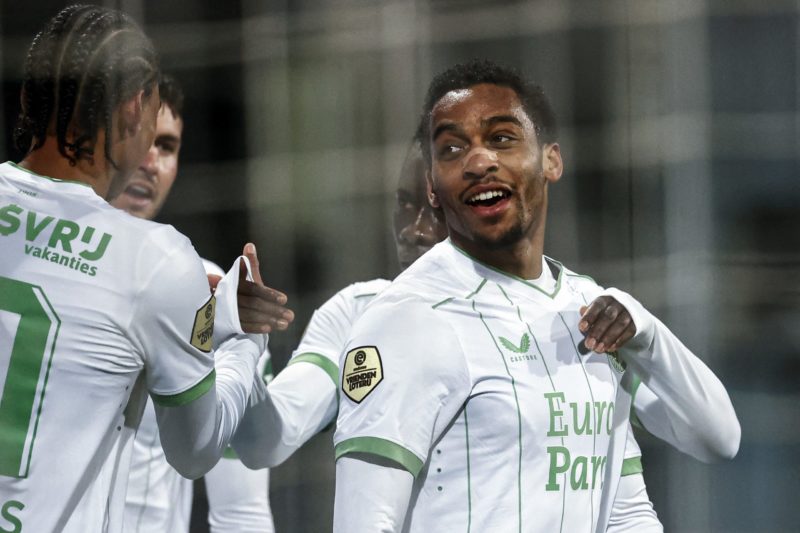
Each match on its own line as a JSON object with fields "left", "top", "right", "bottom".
{"left": 342, "top": 346, "right": 383, "bottom": 403}
{"left": 190, "top": 294, "right": 216, "bottom": 352}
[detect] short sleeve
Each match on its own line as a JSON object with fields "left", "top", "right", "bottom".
{"left": 128, "top": 234, "right": 217, "bottom": 406}
{"left": 333, "top": 295, "right": 471, "bottom": 477}
{"left": 622, "top": 424, "right": 644, "bottom": 476}
{"left": 288, "top": 285, "right": 360, "bottom": 386}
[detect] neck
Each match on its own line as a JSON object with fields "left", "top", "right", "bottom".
{"left": 20, "top": 135, "right": 111, "bottom": 197}
{"left": 452, "top": 220, "right": 546, "bottom": 280}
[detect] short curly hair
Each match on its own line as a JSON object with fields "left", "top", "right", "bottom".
{"left": 14, "top": 4, "right": 160, "bottom": 167}
{"left": 419, "top": 59, "right": 557, "bottom": 166}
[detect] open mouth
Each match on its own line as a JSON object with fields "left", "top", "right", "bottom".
{"left": 465, "top": 189, "right": 510, "bottom": 208}
{"left": 123, "top": 183, "right": 154, "bottom": 201}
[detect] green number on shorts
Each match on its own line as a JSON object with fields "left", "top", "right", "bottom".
{"left": 0, "top": 276, "right": 60, "bottom": 478}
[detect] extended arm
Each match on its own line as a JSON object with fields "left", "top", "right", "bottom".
{"left": 232, "top": 361, "right": 338, "bottom": 468}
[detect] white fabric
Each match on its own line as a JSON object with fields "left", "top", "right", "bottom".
{"left": 0, "top": 162, "right": 261, "bottom": 532}
{"left": 334, "top": 456, "right": 414, "bottom": 533}
{"left": 205, "top": 457, "right": 274, "bottom": 533}
{"left": 335, "top": 241, "right": 626, "bottom": 532}
{"left": 333, "top": 239, "right": 734, "bottom": 533}
{"left": 606, "top": 473, "right": 662, "bottom": 532}
{"left": 603, "top": 287, "right": 741, "bottom": 462}
{"left": 233, "top": 280, "right": 389, "bottom": 468}
{"left": 125, "top": 259, "right": 273, "bottom": 533}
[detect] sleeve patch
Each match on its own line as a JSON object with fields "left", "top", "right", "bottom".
{"left": 190, "top": 294, "right": 216, "bottom": 352}
{"left": 342, "top": 346, "right": 383, "bottom": 403}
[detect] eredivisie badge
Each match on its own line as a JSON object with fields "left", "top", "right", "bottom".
{"left": 190, "top": 294, "right": 216, "bottom": 352}
{"left": 342, "top": 346, "right": 383, "bottom": 403}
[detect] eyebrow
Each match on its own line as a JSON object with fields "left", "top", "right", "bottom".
{"left": 482, "top": 115, "right": 523, "bottom": 128}
{"left": 432, "top": 122, "right": 462, "bottom": 141}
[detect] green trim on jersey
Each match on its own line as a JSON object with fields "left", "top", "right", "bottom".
{"left": 557, "top": 311, "right": 599, "bottom": 531}
{"left": 564, "top": 272, "right": 597, "bottom": 285}
{"left": 353, "top": 292, "right": 379, "bottom": 299}
{"left": 432, "top": 297, "right": 455, "bottom": 309}
{"left": 473, "top": 299, "right": 523, "bottom": 532}
{"left": 335, "top": 436, "right": 423, "bottom": 477}
{"left": 288, "top": 352, "right": 338, "bottom": 387}
{"left": 7, "top": 161, "right": 92, "bottom": 188}
{"left": 222, "top": 447, "right": 239, "bottom": 460}
{"left": 151, "top": 369, "right": 216, "bottom": 407}
{"left": 621, "top": 456, "right": 643, "bottom": 476}
{"left": 450, "top": 243, "right": 564, "bottom": 299}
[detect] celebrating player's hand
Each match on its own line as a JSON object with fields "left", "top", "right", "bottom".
{"left": 236, "top": 243, "right": 295, "bottom": 334}
{"left": 578, "top": 295, "right": 636, "bottom": 353}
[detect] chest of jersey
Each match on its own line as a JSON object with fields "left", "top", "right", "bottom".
{"left": 414, "top": 282, "right": 624, "bottom": 532}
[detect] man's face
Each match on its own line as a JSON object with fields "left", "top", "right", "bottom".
{"left": 427, "top": 83, "right": 561, "bottom": 253}
{"left": 106, "top": 85, "right": 161, "bottom": 201}
{"left": 393, "top": 143, "right": 448, "bottom": 270}
{"left": 111, "top": 105, "right": 183, "bottom": 220}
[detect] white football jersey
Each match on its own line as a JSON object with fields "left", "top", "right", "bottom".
{"left": 335, "top": 239, "right": 640, "bottom": 533}
{"left": 289, "top": 279, "right": 390, "bottom": 389}
{"left": 0, "top": 162, "right": 221, "bottom": 532}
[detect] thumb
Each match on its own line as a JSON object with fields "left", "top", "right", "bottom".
{"left": 242, "top": 242, "right": 264, "bottom": 286}
{"left": 579, "top": 305, "right": 588, "bottom": 316}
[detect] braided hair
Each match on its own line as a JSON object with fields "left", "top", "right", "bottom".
{"left": 13, "top": 4, "right": 160, "bottom": 167}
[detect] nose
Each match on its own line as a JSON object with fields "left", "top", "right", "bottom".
{"left": 400, "top": 205, "right": 441, "bottom": 247}
{"left": 463, "top": 147, "right": 498, "bottom": 180}
{"left": 140, "top": 144, "right": 158, "bottom": 180}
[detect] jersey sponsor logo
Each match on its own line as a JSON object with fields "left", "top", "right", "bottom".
{"left": 543, "top": 391, "right": 616, "bottom": 492}
{"left": 342, "top": 346, "right": 383, "bottom": 403}
{"left": 0, "top": 203, "right": 112, "bottom": 277}
{"left": 0, "top": 500, "right": 23, "bottom": 533}
{"left": 190, "top": 295, "right": 216, "bottom": 352}
{"left": 499, "top": 332, "right": 537, "bottom": 362}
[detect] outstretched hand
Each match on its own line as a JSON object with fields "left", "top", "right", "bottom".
{"left": 578, "top": 295, "right": 636, "bottom": 353}
{"left": 235, "top": 243, "right": 294, "bottom": 334}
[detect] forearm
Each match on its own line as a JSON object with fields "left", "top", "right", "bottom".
{"left": 233, "top": 362, "right": 338, "bottom": 468}
{"left": 606, "top": 473, "right": 662, "bottom": 533}
{"left": 334, "top": 455, "right": 414, "bottom": 532}
{"left": 156, "top": 335, "right": 262, "bottom": 479}
{"left": 607, "top": 288, "right": 741, "bottom": 462}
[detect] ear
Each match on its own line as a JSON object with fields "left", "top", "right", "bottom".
{"left": 118, "top": 90, "right": 145, "bottom": 138}
{"left": 542, "top": 142, "right": 563, "bottom": 183}
{"left": 425, "top": 169, "right": 440, "bottom": 208}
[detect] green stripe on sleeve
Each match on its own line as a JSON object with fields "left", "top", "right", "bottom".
{"left": 335, "top": 437, "right": 424, "bottom": 477}
{"left": 621, "top": 456, "right": 643, "bottom": 476}
{"left": 151, "top": 370, "right": 216, "bottom": 407}
{"left": 288, "top": 352, "right": 338, "bottom": 386}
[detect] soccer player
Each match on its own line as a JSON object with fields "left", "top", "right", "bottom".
{"left": 231, "top": 136, "right": 447, "bottom": 468}
{"left": 332, "top": 60, "right": 740, "bottom": 532}
{"left": 0, "top": 6, "right": 289, "bottom": 532}
{"left": 113, "top": 75, "right": 274, "bottom": 533}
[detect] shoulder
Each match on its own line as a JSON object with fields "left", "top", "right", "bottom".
{"left": 553, "top": 257, "right": 605, "bottom": 296}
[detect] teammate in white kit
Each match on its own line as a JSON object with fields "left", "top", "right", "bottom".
{"left": 0, "top": 6, "right": 290, "bottom": 532}
{"left": 232, "top": 137, "right": 447, "bottom": 468}
{"left": 111, "top": 75, "right": 274, "bottom": 533}
{"left": 332, "top": 60, "right": 740, "bottom": 532}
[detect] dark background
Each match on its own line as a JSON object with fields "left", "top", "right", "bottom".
{"left": 2, "top": 1, "right": 798, "bottom": 531}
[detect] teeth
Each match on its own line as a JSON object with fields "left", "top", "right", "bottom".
{"left": 468, "top": 190, "right": 506, "bottom": 204}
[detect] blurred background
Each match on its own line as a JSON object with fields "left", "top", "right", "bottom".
{"left": 2, "top": 0, "right": 798, "bottom": 531}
